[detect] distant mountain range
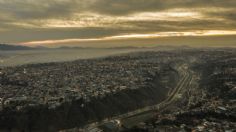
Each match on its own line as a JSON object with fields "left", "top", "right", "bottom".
{"left": 0, "top": 44, "right": 188, "bottom": 51}
{"left": 0, "top": 44, "right": 37, "bottom": 50}
{"left": 0, "top": 44, "right": 50, "bottom": 51}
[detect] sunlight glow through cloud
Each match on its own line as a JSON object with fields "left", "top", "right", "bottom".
{"left": 22, "top": 30, "right": 236, "bottom": 46}
{"left": 32, "top": 11, "right": 203, "bottom": 28}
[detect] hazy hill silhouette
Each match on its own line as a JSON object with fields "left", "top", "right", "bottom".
{"left": 0, "top": 44, "right": 36, "bottom": 50}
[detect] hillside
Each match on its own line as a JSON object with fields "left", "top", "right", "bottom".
{"left": 0, "top": 44, "right": 34, "bottom": 50}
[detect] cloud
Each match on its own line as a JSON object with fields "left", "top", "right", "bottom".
{"left": 205, "top": 9, "right": 236, "bottom": 22}
{"left": 0, "top": 0, "right": 235, "bottom": 46}
{"left": 0, "top": 0, "right": 82, "bottom": 19}
{"left": 1, "top": 0, "right": 236, "bottom": 19}
{"left": 88, "top": 0, "right": 236, "bottom": 15}
{"left": 23, "top": 30, "right": 236, "bottom": 43}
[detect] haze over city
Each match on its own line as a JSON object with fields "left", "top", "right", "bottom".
{"left": 0, "top": 0, "right": 236, "bottom": 47}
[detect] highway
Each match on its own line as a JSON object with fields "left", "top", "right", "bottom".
{"left": 83, "top": 64, "right": 193, "bottom": 131}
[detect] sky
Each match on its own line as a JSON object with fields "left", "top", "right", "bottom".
{"left": 0, "top": 0, "right": 236, "bottom": 47}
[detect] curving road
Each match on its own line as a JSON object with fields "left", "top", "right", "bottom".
{"left": 83, "top": 64, "right": 193, "bottom": 131}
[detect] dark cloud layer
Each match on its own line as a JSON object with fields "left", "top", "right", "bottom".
{"left": 89, "top": 0, "right": 236, "bottom": 15}
{"left": 0, "top": 0, "right": 235, "bottom": 46}
{"left": 0, "top": 0, "right": 80, "bottom": 19}
{"left": 1, "top": 0, "right": 236, "bottom": 19}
